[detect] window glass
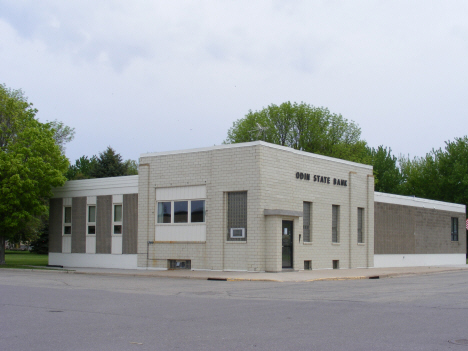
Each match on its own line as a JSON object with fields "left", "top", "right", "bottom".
{"left": 174, "top": 201, "right": 188, "bottom": 223}
{"left": 64, "top": 226, "right": 71, "bottom": 235}
{"left": 157, "top": 202, "right": 171, "bottom": 223}
{"left": 64, "top": 207, "right": 71, "bottom": 224}
{"left": 303, "top": 202, "right": 311, "bottom": 242}
{"left": 114, "top": 205, "right": 122, "bottom": 222}
{"left": 114, "top": 225, "right": 122, "bottom": 234}
{"left": 357, "top": 208, "right": 364, "bottom": 243}
{"left": 451, "top": 217, "right": 459, "bottom": 241}
{"left": 88, "top": 226, "right": 96, "bottom": 235}
{"left": 332, "top": 205, "right": 339, "bottom": 243}
{"left": 191, "top": 200, "right": 205, "bottom": 223}
{"left": 88, "top": 206, "right": 96, "bottom": 223}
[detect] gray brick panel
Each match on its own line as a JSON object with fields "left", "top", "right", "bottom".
{"left": 96, "top": 195, "right": 112, "bottom": 254}
{"left": 123, "top": 194, "right": 138, "bottom": 254}
{"left": 49, "top": 198, "right": 62, "bottom": 253}
{"left": 374, "top": 202, "right": 466, "bottom": 254}
{"left": 71, "top": 197, "right": 86, "bottom": 253}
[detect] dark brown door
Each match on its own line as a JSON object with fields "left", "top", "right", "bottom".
{"left": 282, "top": 220, "right": 293, "bottom": 268}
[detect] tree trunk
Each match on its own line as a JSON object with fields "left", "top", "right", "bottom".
{"left": 0, "top": 236, "right": 5, "bottom": 265}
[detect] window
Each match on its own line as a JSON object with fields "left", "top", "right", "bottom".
{"left": 332, "top": 205, "right": 339, "bottom": 243}
{"left": 191, "top": 200, "right": 205, "bottom": 223}
{"left": 451, "top": 217, "right": 459, "bottom": 241}
{"left": 303, "top": 202, "right": 312, "bottom": 242}
{"left": 333, "top": 260, "right": 339, "bottom": 269}
{"left": 157, "top": 200, "right": 205, "bottom": 224}
{"left": 113, "top": 204, "right": 122, "bottom": 234}
{"left": 174, "top": 201, "right": 188, "bottom": 223}
{"left": 87, "top": 205, "right": 96, "bottom": 235}
{"left": 357, "top": 208, "right": 364, "bottom": 243}
{"left": 63, "top": 206, "right": 72, "bottom": 235}
{"left": 227, "top": 191, "right": 247, "bottom": 241}
{"left": 158, "top": 202, "right": 172, "bottom": 223}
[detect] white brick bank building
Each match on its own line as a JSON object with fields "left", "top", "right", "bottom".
{"left": 49, "top": 142, "right": 466, "bottom": 271}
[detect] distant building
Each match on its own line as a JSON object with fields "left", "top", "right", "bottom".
{"left": 49, "top": 141, "right": 466, "bottom": 271}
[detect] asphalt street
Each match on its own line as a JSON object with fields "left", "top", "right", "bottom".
{"left": 1, "top": 269, "right": 468, "bottom": 351}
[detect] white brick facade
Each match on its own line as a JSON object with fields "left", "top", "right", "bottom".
{"left": 138, "top": 141, "right": 374, "bottom": 272}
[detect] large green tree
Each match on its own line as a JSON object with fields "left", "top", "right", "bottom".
{"left": 368, "top": 146, "right": 402, "bottom": 194}
{"left": 66, "top": 148, "right": 138, "bottom": 180}
{"left": 225, "top": 101, "right": 369, "bottom": 163}
{"left": 399, "top": 136, "right": 468, "bottom": 209}
{"left": 0, "top": 84, "right": 69, "bottom": 264}
{"left": 89, "top": 146, "right": 129, "bottom": 178}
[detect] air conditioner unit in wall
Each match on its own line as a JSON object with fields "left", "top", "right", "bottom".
{"left": 230, "top": 228, "right": 245, "bottom": 239}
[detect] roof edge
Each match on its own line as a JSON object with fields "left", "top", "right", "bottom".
{"left": 140, "top": 141, "right": 373, "bottom": 170}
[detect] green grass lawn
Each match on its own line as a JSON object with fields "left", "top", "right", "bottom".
{"left": 1, "top": 250, "right": 49, "bottom": 269}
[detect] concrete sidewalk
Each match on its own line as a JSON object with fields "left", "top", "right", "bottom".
{"left": 41, "top": 264, "right": 468, "bottom": 282}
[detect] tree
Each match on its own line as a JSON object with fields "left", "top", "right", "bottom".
{"left": 124, "top": 159, "right": 139, "bottom": 175}
{"left": 225, "top": 101, "right": 369, "bottom": 163}
{"left": 0, "top": 84, "right": 69, "bottom": 264}
{"left": 89, "top": 146, "right": 128, "bottom": 178}
{"left": 65, "top": 155, "right": 97, "bottom": 180}
{"left": 47, "top": 120, "right": 75, "bottom": 154}
{"left": 436, "top": 136, "right": 468, "bottom": 207}
{"left": 368, "top": 146, "right": 402, "bottom": 194}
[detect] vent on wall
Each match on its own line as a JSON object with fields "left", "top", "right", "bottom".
{"left": 168, "top": 260, "right": 191, "bottom": 270}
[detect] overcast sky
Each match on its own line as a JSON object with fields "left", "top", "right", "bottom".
{"left": 1, "top": 1, "right": 467, "bottom": 164}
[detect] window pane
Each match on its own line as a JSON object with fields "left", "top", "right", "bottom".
{"left": 88, "top": 206, "right": 96, "bottom": 223}
{"left": 451, "top": 217, "right": 458, "bottom": 241}
{"left": 114, "top": 225, "right": 122, "bottom": 234}
{"left": 64, "top": 207, "right": 71, "bottom": 224}
{"left": 88, "top": 225, "right": 96, "bottom": 235}
{"left": 332, "top": 205, "right": 339, "bottom": 243}
{"left": 358, "top": 208, "right": 364, "bottom": 243}
{"left": 303, "top": 202, "right": 311, "bottom": 242}
{"left": 191, "top": 200, "right": 205, "bottom": 223}
{"left": 158, "top": 202, "right": 171, "bottom": 223}
{"left": 114, "top": 205, "right": 122, "bottom": 222}
{"left": 64, "top": 225, "right": 71, "bottom": 235}
{"left": 174, "top": 201, "right": 188, "bottom": 223}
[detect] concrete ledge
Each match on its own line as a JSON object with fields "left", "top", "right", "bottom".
{"left": 49, "top": 253, "right": 138, "bottom": 269}
{"left": 264, "top": 209, "right": 303, "bottom": 217}
{"left": 374, "top": 253, "right": 466, "bottom": 267}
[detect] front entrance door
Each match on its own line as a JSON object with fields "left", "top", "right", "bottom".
{"left": 282, "top": 220, "right": 293, "bottom": 268}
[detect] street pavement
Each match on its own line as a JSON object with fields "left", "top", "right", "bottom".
{"left": 34, "top": 263, "right": 468, "bottom": 282}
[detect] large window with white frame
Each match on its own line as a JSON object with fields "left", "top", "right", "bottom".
{"left": 63, "top": 206, "right": 72, "bottom": 235}
{"left": 113, "top": 204, "right": 123, "bottom": 234}
{"left": 87, "top": 205, "right": 96, "bottom": 235}
{"left": 157, "top": 200, "right": 205, "bottom": 224}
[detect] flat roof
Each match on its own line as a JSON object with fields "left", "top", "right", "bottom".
{"left": 52, "top": 175, "right": 138, "bottom": 198}
{"left": 375, "top": 192, "right": 466, "bottom": 213}
{"left": 140, "top": 141, "right": 373, "bottom": 170}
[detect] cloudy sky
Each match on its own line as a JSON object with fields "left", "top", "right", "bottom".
{"left": 1, "top": 1, "right": 467, "bottom": 163}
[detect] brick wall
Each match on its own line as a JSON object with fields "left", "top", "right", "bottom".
{"left": 374, "top": 202, "right": 466, "bottom": 254}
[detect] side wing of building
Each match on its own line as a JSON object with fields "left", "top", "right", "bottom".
{"left": 374, "top": 192, "right": 466, "bottom": 267}
{"left": 49, "top": 176, "right": 139, "bottom": 269}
